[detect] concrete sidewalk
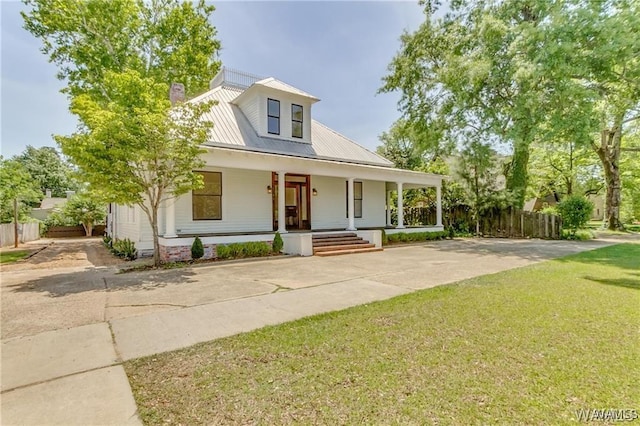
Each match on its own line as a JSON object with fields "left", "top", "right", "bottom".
{"left": 1, "top": 238, "right": 626, "bottom": 425}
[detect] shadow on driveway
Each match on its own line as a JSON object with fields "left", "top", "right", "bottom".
{"left": 4, "top": 268, "right": 198, "bottom": 297}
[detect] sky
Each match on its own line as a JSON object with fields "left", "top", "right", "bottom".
{"left": 1, "top": 1, "right": 428, "bottom": 159}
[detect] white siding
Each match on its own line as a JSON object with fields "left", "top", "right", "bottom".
{"left": 115, "top": 204, "right": 140, "bottom": 242}
{"left": 311, "top": 177, "right": 385, "bottom": 230}
{"left": 311, "top": 176, "right": 347, "bottom": 229}
{"left": 356, "top": 180, "right": 386, "bottom": 228}
{"left": 174, "top": 168, "right": 273, "bottom": 234}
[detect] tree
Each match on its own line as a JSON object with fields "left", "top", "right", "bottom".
{"left": 23, "top": 0, "right": 222, "bottom": 266}
{"left": 620, "top": 129, "right": 640, "bottom": 223}
{"left": 63, "top": 192, "right": 106, "bottom": 237}
{"left": 527, "top": 140, "right": 603, "bottom": 200}
{"left": 557, "top": 195, "right": 594, "bottom": 237}
{"left": 380, "top": 0, "right": 549, "bottom": 208}
{"left": 0, "top": 158, "right": 41, "bottom": 247}
{"left": 521, "top": 0, "right": 640, "bottom": 230}
{"left": 59, "top": 70, "right": 213, "bottom": 265}
{"left": 14, "top": 146, "right": 80, "bottom": 198}
{"left": 456, "top": 140, "right": 508, "bottom": 235}
{"left": 22, "top": 0, "right": 221, "bottom": 99}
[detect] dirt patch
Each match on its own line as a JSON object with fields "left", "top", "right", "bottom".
{"left": 2, "top": 238, "right": 123, "bottom": 271}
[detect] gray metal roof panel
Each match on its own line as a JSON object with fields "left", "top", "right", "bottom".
{"left": 191, "top": 86, "right": 392, "bottom": 167}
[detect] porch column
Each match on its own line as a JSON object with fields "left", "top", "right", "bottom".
{"left": 397, "top": 182, "right": 405, "bottom": 229}
{"left": 277, "top": 171, "right": 287, "bottom": 234}
{"left": 436, "top": 184, "right": 443, "bottom": 226}
{"left": 347, "top": 177, "right": 356, "bottom": 231}
{"left": 164, "top": 197, "right": 177, "bottom": 238}
{"left": 386, "top": 190, "right": 392, "bottom": 227}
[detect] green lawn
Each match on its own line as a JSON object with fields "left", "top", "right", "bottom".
{"left": 125, "top": 244, "right": 640, "bottom": 425}
{"left": 0, "top": 250, "right": 29, "bottom": 264}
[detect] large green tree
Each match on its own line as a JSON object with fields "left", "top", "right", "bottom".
{"left": 380, "top": 0, "right": 548, "bottom": 208}
{"left": 23, "top": 0, "right": 221, "bottom": 265}
{"left": 0, "top": 158, "right": 41, "bottom": 246}
{"left": 521, "top": 0, "right": 640, "bottom": 230}
{"left": 14, "top": 145, "right": 80, "bottom": 198}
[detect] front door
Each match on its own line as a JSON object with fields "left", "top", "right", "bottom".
{"left": 272, "top": 173, "right": 311, "bottom": 231}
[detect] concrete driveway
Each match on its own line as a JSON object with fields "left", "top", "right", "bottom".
{"left": 1, "top": 236, "right": 632, "bottom": 424}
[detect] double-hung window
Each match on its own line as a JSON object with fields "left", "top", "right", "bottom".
{"left": 346, "top": 181, "right": 363, "bottom": 218}
{"left": 192, "top": 171, "right": 222, "bottom": 220}
{"left": 267, "top": 98, "right": 280, "bottom": 135}
{"left": 292, "top": 104, "right": 303, "bottom": 138}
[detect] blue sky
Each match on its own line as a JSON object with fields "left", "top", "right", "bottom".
{"left": 1, "top": 1, "right": 427, "bottom": 159}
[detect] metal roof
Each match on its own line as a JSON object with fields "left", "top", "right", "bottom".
{"left": 253, "top": 78, "right": 320, "bottom": 101}
{"left": 190, "top": 85, "right": 393, "bottom": 167}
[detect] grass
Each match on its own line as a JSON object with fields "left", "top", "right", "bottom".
{"left": 125, "top": 244, "right": 640, "bottom": 425}
{"left": 0, "top": 250, "right": 30, "bottom": 264}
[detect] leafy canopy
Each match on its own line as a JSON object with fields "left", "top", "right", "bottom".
{"left": 22, "top": 0, "right": 221, "bottom": 99}
{"left": 63, "top": 192, "right": 106, "bottom": 236}
{"left": 14, "top": 145, "right": 80, "bottom": 198}
{"left": 0, "top": 158, "right": 41, "bottom": 223}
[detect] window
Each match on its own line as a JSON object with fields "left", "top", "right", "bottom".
{"left": 292, "top": 104, "right": 303, "bottom": 138}
{"left": 267, "top": 98, "right": 280, "bottom": 135}
{"left": 192, "top": 171, "right": 222, "bottom": 220}
{"left": 346, "top": 181, "right": 363, "bottom": 218}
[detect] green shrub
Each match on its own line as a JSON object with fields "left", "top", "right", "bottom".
{"left": 103, "top": 235, "right": 112, "bottom": 248}
{"left": 228, "top": 243, "right": 244, "bottom": 258}
{"left": 272, "top": 232, "right": 283, "bottom": 253}
{"left": 111, "top": 238, "right": 137, "bottom": 260}
{"left": 386, "top": 231, "right": 447, "bottom": 244}
{"left": 381, "top": 229, "right": 388, "bottom": 245}
{"left": 562, "top": 229, "right": 594, "bottom": 241}
{"left": 557, "top": 195, "right": 594, "bottom": 236}
{"left": 191, "top": 237, "right": 204, "bottom": 260}
{"left": 448, "top": 226, "right": 455, "bottom": 239}
{"left": 249, "top": 241, "right": 271, "bottom": 257}
{"left": 215, "top": 241, "right": 272, "bottom": 260}
{"left": 216, "top": 244, "right": 231, "bottom": 260}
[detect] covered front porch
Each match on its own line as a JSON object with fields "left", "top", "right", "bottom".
{"left": 156, "top": 146, "right": 445, "bottom": 260}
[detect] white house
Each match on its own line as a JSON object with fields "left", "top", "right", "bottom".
{"left": 107, "top": 68, "right": 445, "bottom": 261}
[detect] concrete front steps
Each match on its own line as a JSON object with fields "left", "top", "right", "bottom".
{"left": 312, "top": 233, "right": 383, "bottom": 257}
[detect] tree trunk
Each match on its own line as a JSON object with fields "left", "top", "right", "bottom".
{"left": 596, "top": 127, "right": 623, "bottom": 231}
{"left": 507, "top": 138, "right": 530, "bottom": 208}
{"left": 82, "top": 222, "right": 93, "bottom": 237}
{"left": 151, "top": 207, "right": 161, "bottom": 267}
{"left": 13, "top": 198, "right": 19, "bottom": 248}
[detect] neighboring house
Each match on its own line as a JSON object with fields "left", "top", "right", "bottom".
{"left": 107, "top": 68, "right": 445, "bottom": 261}
{"left": 29, "top": 189, "right": 74, "bottom": 221}
{"left": 523, "top": 193, "right": 560, "bottom": 213}
{"left": 524, "top": 193, "right": 604, "bottom": 221}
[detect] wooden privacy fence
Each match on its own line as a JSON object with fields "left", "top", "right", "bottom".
{"left": 0, "top": 222, "right": 40, "bottom": 247}
{"left": 393, "top": 206, "right": 563, "bottom": 239}
{"left": 44, "top": 225, "right": 105, "bottom": 238}
{"left": 476, "top": 208, "right": 562, "bottom": 239}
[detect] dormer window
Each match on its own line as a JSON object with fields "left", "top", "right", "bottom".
{"left": 292, "top": 104, "right": 303, "bottom": 138}
{"left": 267, "top": 98, "right": 280, "bottom": 135}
